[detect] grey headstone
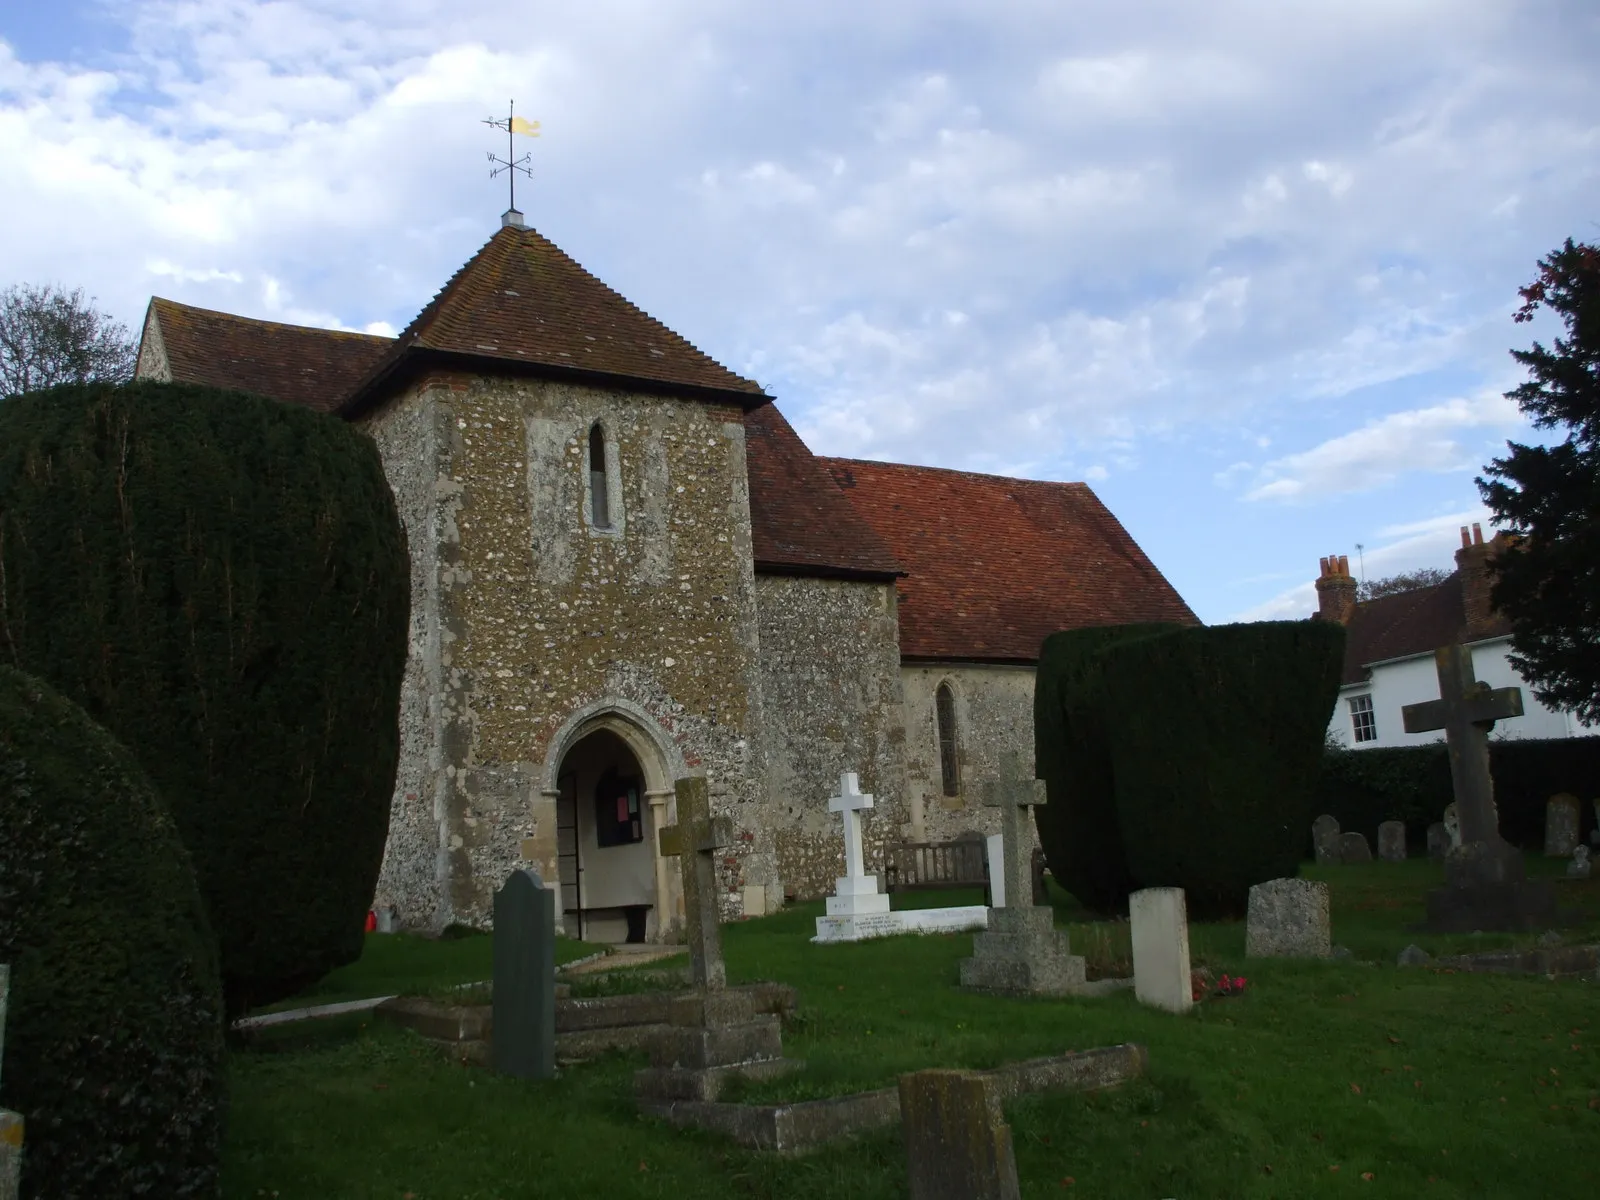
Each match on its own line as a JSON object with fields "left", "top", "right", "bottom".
{"left": 492, "top": 868, "right": 557, "bottom": 1080}
{"left": 1569, "top": 845, "right": 1592, "bottom": 880}
{"left": 1312, "top": 814, "right": 1341, "bottom": 865}
{"left": 1338, "top": 831, "right": 1372, "bottom": 864}
{"left": 1426, "top": 822, "right": 1450, "bottom": 861}
{"left": 375, "top": 907, "right": 396, "bottom": 934}
{"left": 1245, "top": 879, "right": 1331, "bottom": 958}
{"left": 1443, "top": 803, "right": 1461, "bottom": 849}
{"left": 1544, "top": 794, "right": 1580, "bottom": 857}
{"left": 1397, "top": 944, "right": 1432, "bottom": 967}
{"left": 1377, "top": 821, "right": 1406, "bottom": 862}
{"left": 900, "top": 1069, "right": 1021, "bottom": 1200}
{"left": 658, "top": 776, "right": 731, "bottom": 990}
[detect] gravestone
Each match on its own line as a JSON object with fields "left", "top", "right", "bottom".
{"left": 636, "top": 776, "right": 800, "bottom": 1104}
{"left": 900, "top": 1069, "right": 1021, "bottom": 1200}
{"left": 959, "top": 757, "right": 1086, "bottom": 996}
{"left": 1338, "top": 831, "right": 1371, "bottom": 864}
{"left": 1569, "top": 846, "right": 1592, "bottom": 880}
{"left": 823, "top": 772, "right": 892, "bottom": 920}
{"left": 986, "top": 834, "right": 1005, "bottom": 907}
{"left": 1544, "top": 794, "right": 1580, "bottom": 857}
{"left": 1130, "top": 888, "right": 1192, "bottom": 1014}
{"left": 1443, "top": 803, "right": 1461, "bottom": 849}
{"left": 0, "top": 964, "right": 20, "bottom": 1200}
{"left": 1401, "top": 643, "right": 1554, "bottom": 931}
{"left": 815, "top": 772, "right": 987, "bottom": 942}
{"left": 1245, "top": 878, "right": 1331, "bottom": 958}
{"left": 1426, "top": 822, "right": 1450, "bottom": 861}
{"left": 1377, "top": 821, "right": 1407, "bottom": 862}
{"left": 492, "top": 868, "right": 557, "bottom": 1080}
{"left": 1312, "top": 814, "right": 1341, "bottom": 865}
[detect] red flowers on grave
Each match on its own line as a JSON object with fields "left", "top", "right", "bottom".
{"left": 1189, "top": 967, "right": 1248, "bottom": 1001}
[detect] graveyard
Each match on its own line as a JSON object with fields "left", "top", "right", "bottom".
{"left": 218, "top": 853, "right": 1600, "bottom": 1199}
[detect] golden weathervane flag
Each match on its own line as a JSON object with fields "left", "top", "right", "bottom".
{"left": 510, "top": 116, "right": 540, "bottom": 136}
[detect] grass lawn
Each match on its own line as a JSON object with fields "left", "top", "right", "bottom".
{"left": 225, "top": 858, "right": 1600, "bottom": 1198}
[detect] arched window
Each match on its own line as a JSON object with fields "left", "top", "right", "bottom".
{"left": 588, "top": 423, "right": 611, "bottom": 529}
{"left": 935, "top": 683, "right": 960, "bottom": 798}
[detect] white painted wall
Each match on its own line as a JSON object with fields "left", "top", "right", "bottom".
{"left": 1327, "top": 636, "right": 1595, "bottom": 749}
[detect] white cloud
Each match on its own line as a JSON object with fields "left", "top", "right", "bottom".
{"left": 1236, "top": 391, "right": 1525, "bottom": 502}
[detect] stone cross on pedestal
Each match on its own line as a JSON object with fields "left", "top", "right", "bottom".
{"left": 1401, "top": 643, "right": 1522, "bottom": 847}
{"left": 1402, "top": 643, "right": 1556, "bottom": 931}
{"left": 831, "top": 772, "right": 874, "bottom": 880}
{"left": 658, "top": 775, "right": 732, "bottom": 990}
{"left": 982, "top": 762, "right": 1046, "bottom": 911}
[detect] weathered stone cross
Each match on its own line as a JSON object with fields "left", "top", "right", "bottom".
{"left": 1402, "top": 643, "right": 1523, "bottom": 847}
{"left": 658, "top": 775, "right": 733, "bottom": 990}
{"left": 982, "top": 755, "right": 1046, "bottom": 910}
{"left": 829, "top": 771, "right": 875, "bottom": 883}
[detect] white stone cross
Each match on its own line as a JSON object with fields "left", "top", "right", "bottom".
{"left": 830, "top": 771, "right": 875, "bottom": 880}
{"left": 826, "top": 771, "right": 891, "bottom": 918}
{"left": 982, "top": 755, "right": 1046, "bottom": 911}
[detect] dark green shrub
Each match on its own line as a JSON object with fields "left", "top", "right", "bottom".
{"left": 0, "top": 381, "right": 409, "bottom": 1015}
{"left": 0, "top": 666, "right": 224, "bottom": 1199}
{"left": 1034, "top": 623, "right": 1182, "bottom": 914}
{"left": 1317, "top": 735, "right": 1600, "bottom": 852}
{"left": 1101, "top": 621, "right": 1345, "bottom": 918}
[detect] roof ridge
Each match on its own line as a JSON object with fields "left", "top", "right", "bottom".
{"left": 151, "top": 296, "right": 394, "bottom": 345}
{"left": 822, "top": 455, "right": 1092, "bottom": 490}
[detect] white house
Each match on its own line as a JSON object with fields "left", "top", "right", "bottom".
{"left": 1318, "top": 524, "right": 1595, "bottom": 750}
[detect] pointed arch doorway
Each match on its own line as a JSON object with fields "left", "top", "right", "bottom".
{"left": 541, "top": 702, "right": 683, "bottom": 944}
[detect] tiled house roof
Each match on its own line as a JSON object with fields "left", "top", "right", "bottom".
{"left": 820, "top": 458, "right": 1198, "bottom": 661}
{"left": 1339, "top": 574, "right": 1513, "bottom": 685}
{"left": 144, "top": 297, "right": 390, "bottom": 414}
{"left": 140, "top": 300, "right": 891, "bottom": 581}
{"left": 744, "top": 404, "right": 902, "bottom": 580}
{"left": 341, "top": 223, "right": 768, "bottom": 416}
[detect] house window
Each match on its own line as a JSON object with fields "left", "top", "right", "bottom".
{"left": 588, "top": 423, "right": 611, "bottom": 529}
{"left": 935, "top": 683, "right": 961, "bottom": 797}
{"left": 594, "top": 768, "right": 643, "bottom": 847}
{"left": 1348, "top": 693, "right": 1377, "bottom": 744}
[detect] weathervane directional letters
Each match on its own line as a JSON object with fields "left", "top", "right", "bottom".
{"left": 483, "top": 99, "right": 540, "bottom": 212}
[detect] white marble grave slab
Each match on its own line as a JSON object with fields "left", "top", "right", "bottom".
{"left": 1130, "top": 887, "right": 1193, "bottom": 1014}
{"left": 986, "top": 833, "right": 1005, "bottom": 907}
{"left": 813, "top": 905, "right": 989, "bottom": 943}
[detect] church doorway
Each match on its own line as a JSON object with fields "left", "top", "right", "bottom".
{"left": 554, "top": 729, "right": 660, "bottom": 943}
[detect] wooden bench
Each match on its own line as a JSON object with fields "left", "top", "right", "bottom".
{"left": 882, "top": 838, "right": 1051, "bottom": 907}
{"left": 883, "top": 836, "right": 993, "bottom": 905}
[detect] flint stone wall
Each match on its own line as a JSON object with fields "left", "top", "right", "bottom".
{"left": 362, "top": 371, "right": 769, "bottom": 929}
{"left": 757, "top": 575, "right": 909, "bottom": 901}
{"left": 900, "top": 664, "right": 1041, "bottom": 854}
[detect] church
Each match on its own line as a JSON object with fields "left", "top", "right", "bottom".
{"left": 134, "top": 207, "right": 1196, "bottom": 942}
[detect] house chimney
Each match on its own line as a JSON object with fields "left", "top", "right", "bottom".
{"left": 1455, "top": 523, "right": 1514, "bottom": 636}
{"left": 1315, "top": 553, "right": 1358, "bottom": 624}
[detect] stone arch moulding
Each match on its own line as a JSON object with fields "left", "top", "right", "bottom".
{"left": 539, "top": 695, "right": 688, "bottom": 797}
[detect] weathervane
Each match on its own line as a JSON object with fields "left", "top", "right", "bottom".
{"left": 483, "top": 99, "right": 540, "bottom": 212}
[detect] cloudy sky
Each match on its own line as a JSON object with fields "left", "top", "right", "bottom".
{"left": 3, "top": 0, "right": 1596, "bottom": 623}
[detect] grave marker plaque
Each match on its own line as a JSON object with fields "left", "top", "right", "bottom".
{"left": 900, "top": 1069, "right": 1021, "bottom": 1200}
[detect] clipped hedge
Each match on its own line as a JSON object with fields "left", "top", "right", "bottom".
{"left": 1034, "top": 623, "right": 1183, "bottom": 914}
{"left": 1100, "top": 621, "right": 1345, "bottom": 918}
{"left": 0, "top": 380, "right": 409, "bottom": 1015}
{"left": 1317, "top": 734, "right": 1600, "bottom": 852}
{"left": 0, "top": 666, "right": 224, "bottom": 1199}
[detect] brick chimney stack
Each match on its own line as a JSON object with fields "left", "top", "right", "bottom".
{"left": 1455, "top": 522, "right": 1514, "bottom": 636}
{"left": 1315, "top": 553, "right": 1358, "bottom": 624}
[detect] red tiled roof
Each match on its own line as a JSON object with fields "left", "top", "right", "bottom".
{"left": 342, "top": 223, "right": 767, "bottom": 416}
{"left": 821, "top": 459, "right": 1198, "bottom": 661}
{"left": 1339, "top": 574, "right": 1513, "bottom": 684}
{"left": 144, "top": 302, "right": 896, "bottom": 580}
{"left": 145, "top": 297, "right": 391, "bottom": 413}
{"left": 744, "top": 404, "right": 902, "bottom": 580}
